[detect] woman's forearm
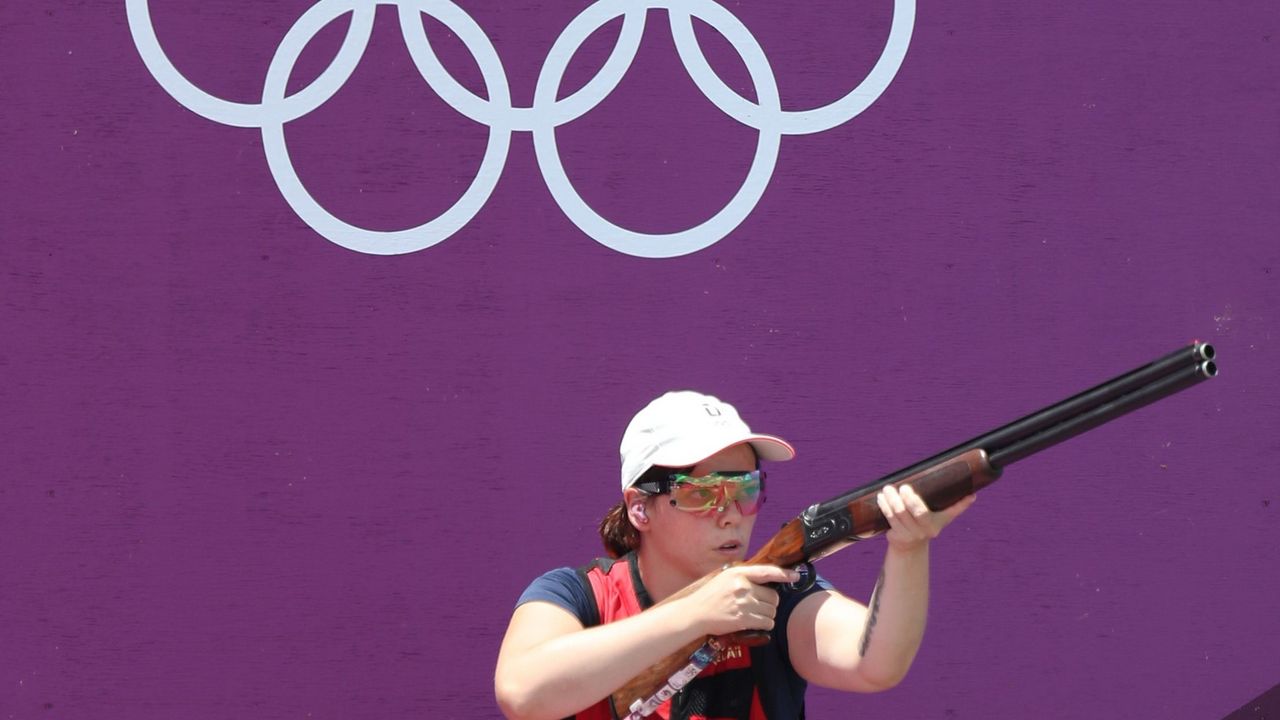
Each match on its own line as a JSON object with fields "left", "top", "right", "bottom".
{"left": 495, "top": 600, "right": 704, "bottom": 720}
{"left": 853, "top": 543, "right": 930, "bottom": 689}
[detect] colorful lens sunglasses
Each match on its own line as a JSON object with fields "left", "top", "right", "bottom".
{"left": 635, "top": 470, "right": 766, "bottom": 517}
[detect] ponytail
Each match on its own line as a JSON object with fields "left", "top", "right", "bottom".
{"left": 598, "top": 501, "right": 640, "bottom": 559}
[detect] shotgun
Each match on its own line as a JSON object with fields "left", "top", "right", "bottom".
{"left": 611, "top": 341, "right": 1218, "bottom": 719}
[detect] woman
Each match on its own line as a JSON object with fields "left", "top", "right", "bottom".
{"left": 495, "top": 391, "right": 975, "bottom": 720}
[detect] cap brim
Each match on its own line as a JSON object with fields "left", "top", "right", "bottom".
{"left": 651, "top": 433, "right": 796, "bottom": 468}
{"left": 745, "top": 435, "right": 796, "bottom": 462}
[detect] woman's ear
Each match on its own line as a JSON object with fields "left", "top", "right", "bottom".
{"left": 623, "top": 488, "right": 652, "bottom": 532}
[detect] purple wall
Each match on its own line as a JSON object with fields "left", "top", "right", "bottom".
{"left": 2, "top": 1, "right": 1276, "bottom": 718}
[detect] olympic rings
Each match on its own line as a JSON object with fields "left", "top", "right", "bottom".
{"left": 127, "top": 0, "right": 915, "bottom": 257}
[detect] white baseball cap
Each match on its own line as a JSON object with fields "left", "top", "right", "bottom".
{"left": 619, "top": 391, "right": 795, "bottom": 490}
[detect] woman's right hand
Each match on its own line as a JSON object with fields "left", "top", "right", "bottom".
{"left": 678, "top": 565, "right": 802, "bottom": 637}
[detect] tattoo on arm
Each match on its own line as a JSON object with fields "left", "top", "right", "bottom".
{"left": 858, "top": 568, "right": 885, "bottom": 657}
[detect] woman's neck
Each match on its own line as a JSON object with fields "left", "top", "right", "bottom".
{"left": 633, "top": 545, "right": 701, "bottom": 605}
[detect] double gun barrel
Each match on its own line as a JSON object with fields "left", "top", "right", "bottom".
{"left": 799, "top": 341, "right": 1218, "bottom": 554}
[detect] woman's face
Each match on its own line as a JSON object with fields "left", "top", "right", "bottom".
{"left": 639, "top": 442, "right": 761, "bottom": 580}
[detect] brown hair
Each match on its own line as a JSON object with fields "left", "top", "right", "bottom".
{"left": 598, "top": 501, "right": 640, "bottom": 559}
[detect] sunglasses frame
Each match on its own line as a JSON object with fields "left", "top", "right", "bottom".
{"left": 634, "top": 470, "right": 767, "bottom": 516}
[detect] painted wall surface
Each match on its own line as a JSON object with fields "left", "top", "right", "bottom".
{"left": 2, "top": 1, "right": 1276, "bottom": 718}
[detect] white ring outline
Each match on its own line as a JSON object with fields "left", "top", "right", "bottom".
{"left": 532, "top": 0, "right": 781, "bottom": 259}
{"left": 259, "top": 0, "right": 511, "bottom": 255}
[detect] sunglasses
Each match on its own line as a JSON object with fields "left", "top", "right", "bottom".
{"left": 635, "top": 470, "right": 767, "bottom": 517}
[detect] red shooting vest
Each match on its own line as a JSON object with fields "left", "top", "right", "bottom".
{"left": 572, "top": 553, "right": 768, "bottom": 720}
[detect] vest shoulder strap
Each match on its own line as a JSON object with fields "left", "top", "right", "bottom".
{"left": 573, "top": 557, "right": 615, "bottom": 629}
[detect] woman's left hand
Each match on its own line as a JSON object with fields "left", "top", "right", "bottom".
{"left": 876, "top": 484, "right": 975, "bottom": 552}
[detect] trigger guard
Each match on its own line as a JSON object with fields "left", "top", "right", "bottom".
{"left": 785, "top": 561, "right": 816, "bottom": 592}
